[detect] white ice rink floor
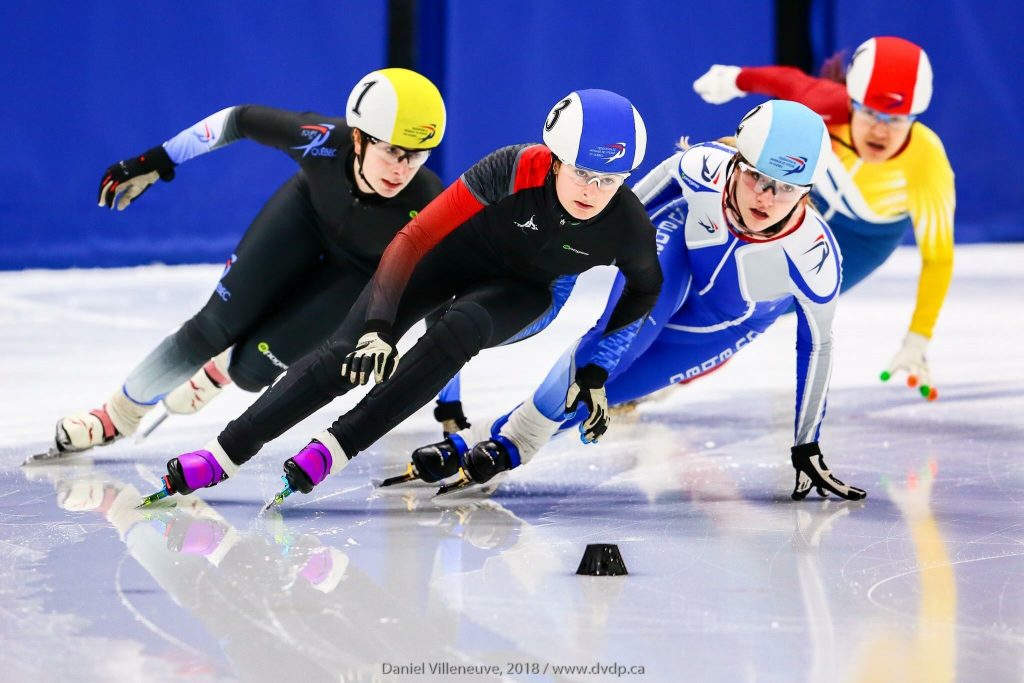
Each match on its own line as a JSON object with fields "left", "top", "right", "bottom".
{"left": 1, "top": 245, "right": 1022, "bottom": 682}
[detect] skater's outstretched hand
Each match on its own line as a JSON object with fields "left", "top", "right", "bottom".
{"left": 693, "top": 65, "right": 745, "bottom": 104}
{"left": 342, "top": 332, "right": 399, "bottom": 385}
{"left": 98, "top": 145, "right": 176, "bottom": 211}
{"left": 791, "top": 442, "right": 866, "bottom": 501}
{"left": 565, "top": 363, "right": 610, "bottom": 444}
{"left": 881, "top": 332, "right": 937, "bottom": 401}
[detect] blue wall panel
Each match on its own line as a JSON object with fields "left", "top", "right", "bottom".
{"left": 439, "top": 1, "right": 774, "bottom": 185}
{"left": 0, "top": 2, "right": 387, "bottom": 269}
{"left": 1, "top": 1, "right": 1021, "bottom": 270}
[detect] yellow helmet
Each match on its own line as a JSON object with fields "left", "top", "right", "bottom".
{"left": 345, "top": 68, "right": 446, "bottom": 150}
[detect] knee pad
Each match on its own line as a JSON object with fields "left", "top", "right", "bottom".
{"left": 228, "top": 341, "right": 288, "bottom": 393}
{"left": 178, "top": 311, "right": 234, "bottom": 362}
{"left": 227, "top": 359, "right": 274, "bottom": 393}
{"left": 429, "top": 302, "right": 493, "bottom": 363}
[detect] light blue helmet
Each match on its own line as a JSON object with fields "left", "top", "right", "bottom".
{"left": 542, "top": 89, "right": 647, "bottom": 174}
{"left": 735, "top": 100, "right": 829, "bottom": 186}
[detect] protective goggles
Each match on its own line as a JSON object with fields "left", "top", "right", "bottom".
{"left": 851, "top": 101, "right": 917, "bottom": 128}
{"left": 736, "top": 160, "right": 811, "bottom": 201}
{"left": 562, "top": 163, "right": 629, "bottom": 192}
{"left": 364, "top": 134, "right": 432, "bottom": 168}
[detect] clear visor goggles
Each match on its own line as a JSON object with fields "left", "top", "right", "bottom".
{"left": 561, "top": 162, "right": 630, "bottom": 192}
{"left": 736, "top": 160, "right": 811, "bottom": 201}
{"left": 364, "top": 134, "right": 432, "bottom": 168}
{"left": 851, "top": 101, "right": 917, "bottom": 128}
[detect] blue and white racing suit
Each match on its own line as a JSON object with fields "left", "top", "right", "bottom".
{"left": 457, "top": 142, "right": 843, "bottom": 464}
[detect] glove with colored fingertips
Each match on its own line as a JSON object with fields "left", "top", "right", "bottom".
{"left": 880, "top": 332, "right": 937, "bottom": 400}
{"left": 564, "top": 363, "right": 610, "bottom": 444}
{"left": 692, "top": 65, "right": 746, "bottom": 104}
{"left": 98, "top": 145, "right": 176, "bottom": 211}
{"left": 341, "top": 332, "right": 399, "bottom": 385}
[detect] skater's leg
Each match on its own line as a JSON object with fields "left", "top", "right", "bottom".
{"left": 226, "top": 264, "right": 370, "bottom": 392}
{"left": 57, "top": 177, "right": 323, "bottom": 450}
{"left": 328, "top": 280, "right": 553, "bottom": 459}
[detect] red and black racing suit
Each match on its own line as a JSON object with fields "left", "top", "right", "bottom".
{"left": 215, "top": 144, "right": 664, "bottom": 464}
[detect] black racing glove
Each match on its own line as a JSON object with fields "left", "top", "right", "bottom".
{"left": 98, "top": 145, "right": 176, "bottom": 211}
{"left": 791, "top": 442, "right": 867, "bottom": 501}
{"left": 434, "top": 400, "right": 471, "bottom": 436}
{"left": 564, "top": 363, "right": 610, "bottom": 443}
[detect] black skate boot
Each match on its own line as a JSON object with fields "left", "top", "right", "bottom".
{"left": 379, "top": 435, "right": 469, "bottom": 487}
{"left": 436, "top": 436, "right": 520, "bottom": 499}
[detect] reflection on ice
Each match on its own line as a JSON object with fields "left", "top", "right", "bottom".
{"left": 1, "top": 246, "right": 1022, "bottom": 681}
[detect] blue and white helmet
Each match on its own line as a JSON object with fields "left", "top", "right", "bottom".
{"left": 542, "top": 89, "right": 647, "bottom": 174}
{"left": 735, "top": 100, "right": 829, "bottom": 186}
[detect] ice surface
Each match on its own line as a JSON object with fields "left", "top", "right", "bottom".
{"left": 1, "top": 245, "right": 1022, "bottom": 682}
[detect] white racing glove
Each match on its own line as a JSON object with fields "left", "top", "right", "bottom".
{"left": 341, "top": 332, "right": 399, "bottom": 385}
{"left": 881, "top": 332, "right": 936, "bottom": 400}
{"left": 692, "top": 65, "right": 746, "bottom": 104}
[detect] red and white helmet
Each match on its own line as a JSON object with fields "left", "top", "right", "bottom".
{"left": 846, "top": 37, "right": 933, "bottom": 116}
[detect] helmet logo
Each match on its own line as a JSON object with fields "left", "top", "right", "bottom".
{"left": 417, "top": 124, "right": 437, "bottom": 144}
{"left": 545, "top": 98, "right": 572, "bottom": 131}
{"left": 588, "top": 142, "right": 627, "bottom": 164}
{"left": 767, "top": 155, "right": 807, "bottom": 177}
{"left": 877, "top": 91, "right": 906, "bottom": 110}
{"left": 351, "top": 80, "right": 377, "bottom": 117}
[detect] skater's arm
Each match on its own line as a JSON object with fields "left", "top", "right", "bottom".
{"left": 162, "top": 106, "right": 346, "bottom": 165}
{"left": 363, "top": 178, "right": 486, "bottom": 332}
{"left": 631, "top": 152, "right": 684, "bottom": 207}
{"left": 906, "top": 131, "right": 956, "bottom": 339}
{"left": 736, "top": 66, "right": 850, "bottom": 124}
{"left": 587, "top": 228, "right": 664, "bottom": 374}
{"left": 792, "top": 298, "right": 836, "bottom": 445}
{"left": 785, "top": 218, "right": 842, "bottom": 445}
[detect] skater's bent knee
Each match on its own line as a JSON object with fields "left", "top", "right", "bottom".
{"left": 432, "top": 302, "right": 492, "bottom": 359}
{"left": 179, "top": 313, "right": 234, "bottom": 359}
{"left": 227, "top": 361, "right": 274, "bottom": 393}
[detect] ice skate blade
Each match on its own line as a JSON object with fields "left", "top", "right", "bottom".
{"left": 137, "top": 483, "right": 175, "bottom": 508}
{"left": 22, "top": 447, "right": 80, "bottom": 466}
{"left": 433, "top": 471, "right": 506, "bottom": 503}
{"left": 264, "top": 476, "right": 294, "bottom": 510}
{"left": 374, "top": 464, "right": 431, "bottom": 489}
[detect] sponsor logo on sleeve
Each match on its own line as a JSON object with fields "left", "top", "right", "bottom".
{"left": 192, "top": 122, "right": 216, "bottom": 144}
{"left": 700, "top": 155, "right": 723, "bottom": 184}
{"left": 216, "top": 253, "right": 237, "bottom": 301}
{"left": 803, "top": 234, "right": 830, "bottom": 274}
{"left": 292, "top": 123, "right": 337, "bottom": 158}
